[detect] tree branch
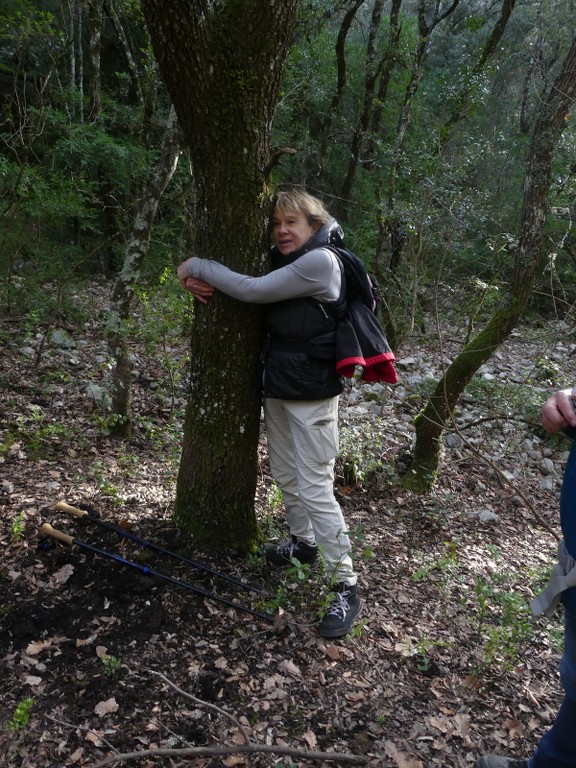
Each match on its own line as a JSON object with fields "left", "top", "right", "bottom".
{"left": 263, "top": 146, "right": 298, "bottom": 179}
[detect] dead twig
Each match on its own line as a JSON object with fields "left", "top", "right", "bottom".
{"left": 86, "top": 668, "right": 369, "bottom": 767}
{"left": 147, "top": 668, "right": 251, "bottom": 743}
{"left": 44, "top": 714, "right": 120, "bottom": 754}
{"left": 88, "top": 742, "right": 370, "bottom": 767}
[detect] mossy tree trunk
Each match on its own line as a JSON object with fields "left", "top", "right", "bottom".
{"left": 404, "top": 35, "right": 576, "bottom": 493}
{"left": 141, "top": 1, "right": 297, "bottom": 551}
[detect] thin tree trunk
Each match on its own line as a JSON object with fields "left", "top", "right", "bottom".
{"left": 439, "top": 0, "right": 518, "bottom": 148}
{"left": 104, "top": 0, "right": 144, "bottom": 109}
{"left": 404, "top": 35, "right": 576, "bottom": 492}
{"left": 107, "top": 106, "right": 182, "bottom": 439}
{"left": 385, "top": 0, "right": 460, "bottom": 216}
{"left": 87, "top": 0, "right": 104, "bottom": 119}
{"left": 365, "top": 0, "right": 403, "bottom": 160}
{"left": 376, "top": 0, "right": 460, "bottom": 349}
{"left": 315, "top": 0, "right": 365, "bottom": 188}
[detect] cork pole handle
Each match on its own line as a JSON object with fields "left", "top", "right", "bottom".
{"left": 40, "top": 523, "right": 75, "bottom": 546}
{"left": 55, "top": 501, "right": 88, "bottom": 518}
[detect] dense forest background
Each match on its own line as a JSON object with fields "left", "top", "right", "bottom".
{"left": 2, "top": 0, "right": 576, "bottom": 340}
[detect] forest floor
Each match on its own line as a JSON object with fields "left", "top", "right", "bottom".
{"left": 1, "top": 281, "right": 576, "bottom": 768}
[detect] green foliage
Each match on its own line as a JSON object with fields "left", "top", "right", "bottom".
{"left": 471, "top": 574, "right": 535, "bottom": 673}
{"left": 264, "top": 563, "right": 323, "bottom": 615}
{"left": 11, "top": 404, "right": 76, "bottom": 459}
{"left": 10, "top": 514, "right": 25, "bottom": 542}
{"left": 0, "top": 0, "right": 574, "bottom": 332}
{"left": 87, "top": 459, "right": 123, "bottom": 506}
{"left": 463, "top": 367, "right": 552, "bottom": 430}
{"left": 7, "top": 697, "right": 34, "bottom": 731}
{"left": 337, "top": 421, "right": 393, "bottom": 487}
{"left": 0, "top": 2, "right": 59, "bottom": 46}
{"left": 0, "top": 0, "right": 189, "bottom": 322}
{"left": 349, "top": 523, "right": 374, "bottom": 561}
{"left": 411, "top": 540, "right": 459, "bottom": 584}
{"left": 266, "top": 481, "right": 284, "bottom": 512}
{"left": 100, "top": 654, "right": 122, "bottom": 677}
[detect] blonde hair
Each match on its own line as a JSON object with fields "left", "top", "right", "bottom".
{"left": 272, "top": 189, "right": 332, "bottom": 227}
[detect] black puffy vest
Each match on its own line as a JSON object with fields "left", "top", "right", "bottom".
{"left": 262, "top": 226, "right": 346, "bottom": 400}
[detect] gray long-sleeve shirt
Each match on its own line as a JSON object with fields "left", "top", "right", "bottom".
{"left": 183, "top": 249, "right": 342, "bottom": 304}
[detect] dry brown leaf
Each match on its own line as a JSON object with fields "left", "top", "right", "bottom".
{"left": 503, "top": 718, "right": 525, "bottom": 738}
{"left": 75, "top": 634, "right": 98, "bottom": 647}
{"left": 222, "top": 757, "right": 246, "bottom": 766}
{"left": 23, "top": 674, "right": 43, "bottom": 687}
{"left": 453, "top": 713, "right": 471, "bottom": 738}
{"left": 345, "top": 691, "right": 366, "bottom": 703}
{"left": 85, "top": 731, "right": 104, "bottom": 746}
{"left": 49, "top": 563, "right": 74, "bottom": 586}
{"left": 69, "top": 747, "right": 84, "bottom": 763}
{"left": 302, "top": 729, "right": 318, "bottom": 749}
{"left": 278, "top": 659, "right": 301, "bottom": 677}
{"left": 26, "top": 639, "right": 52, "bottom": 655}
{"left": 323, "top": 644, "right": 341, "bottom": 660}
{"left": 94, "top": 697, "right": 119, "bottom": 717}
{"left": 395, "top": 755, "right": 424, "bottom": 768}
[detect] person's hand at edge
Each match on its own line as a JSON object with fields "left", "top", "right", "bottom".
{"left": 541, "top": 388, "right": 576, "bottom": 433}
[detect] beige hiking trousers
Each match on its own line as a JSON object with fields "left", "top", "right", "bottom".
{"left": 263, "top": 396, "right": 357, "bottom": 586}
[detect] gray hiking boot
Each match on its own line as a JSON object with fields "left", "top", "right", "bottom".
{"left": 476, "top": 756, "right": 528, "bottom": 768}
{"left": 265, "top": 536, "right": 318, "bottom": 566}
{"left": 318, "top": 582, "right": 362, "bottom": 638}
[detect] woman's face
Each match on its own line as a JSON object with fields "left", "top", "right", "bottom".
{"left": 272, "top": 208, "right": 319, "bottom": 256}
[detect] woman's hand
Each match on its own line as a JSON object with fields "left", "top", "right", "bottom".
{"left": 182, "top": 277, "right": 215, "bottom": 304}
{"left": 540, "top": 388, "right": 576, "bottom": 433}
{"left": 177, "top": 260, "right": 215, "bottom": 304}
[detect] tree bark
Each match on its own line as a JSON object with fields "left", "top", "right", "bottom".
{"left": 404, "top": 34, "right": 576, "bottom": 492}
{"left": 141, "top": 0, "right": 298, "bottom": 550}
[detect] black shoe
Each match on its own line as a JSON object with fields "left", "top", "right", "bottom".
{"left": 318, "top": 583, "right": 362, "bottom": 638}
{"left": 476, "top": 756, "right": 528, "bottom": 768}
{"left": 265, "top": 536, "right": 318, "bottom": 567}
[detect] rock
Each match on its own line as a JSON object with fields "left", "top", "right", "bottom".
{"left": 539, "top": 476, "right": 556, "bottom": 491}
{"left": 340, "top": 406, "right": 369, "bottom": 420}
{"left": 85, "top": 384, "right": 110, "bottom": 407}
{"left": 49, "top": 328, "right": 76, "bottom": 348}
{"left": 476, "top": 508, "right": 500, "bottom": 523}
{"left": 444, "top": 433, "right": 463, "bottom": 449}
{"left": 540, "top": 458, "right": 556, "bottom": 476}
{"left": 396, "top": 357, "right": 418, "bottom": 369}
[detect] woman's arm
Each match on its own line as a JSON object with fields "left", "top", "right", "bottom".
{"left": 178, "top": 249, "right": 341, "bottom": 304}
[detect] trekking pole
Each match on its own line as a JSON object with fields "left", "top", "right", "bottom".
{"left": 55, "top": 501, "right": 266, "bottom": 596}
{"left": 40, "top": 523, "right": 275, "bottom": 624}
